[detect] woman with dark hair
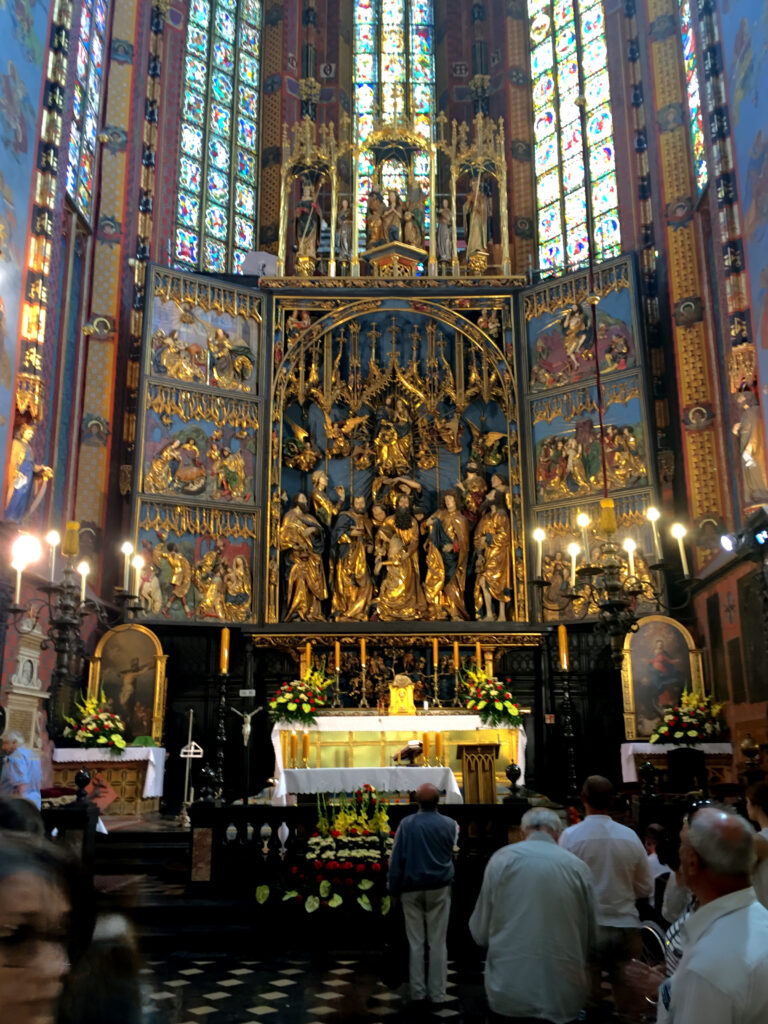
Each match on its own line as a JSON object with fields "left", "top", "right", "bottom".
{"left": 0, "top": 832, "right": 73, "bottom": 1024}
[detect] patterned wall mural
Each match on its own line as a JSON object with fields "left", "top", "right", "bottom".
{"left": 0, "top": 1, "right": 50, "bottom": 474}
{"left": 720, "top": 2, "right": 768, "bottom": 463}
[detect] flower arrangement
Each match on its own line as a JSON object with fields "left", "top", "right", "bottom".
{"left": 63, "top": 691, "right": 127, "bottom": 752}
{"left": 258, "top": 787, "right": 394, "bottom": 914}
{"left": 463, "top": 668, "right": 523, "bottom": 728}
{"left": 649, "top": 691, "right": 727, "bottom": 745}
{"left": 268, "top": 667, "right": 330, "bottom": 726}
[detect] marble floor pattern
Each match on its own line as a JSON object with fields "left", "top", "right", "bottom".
{"left": 141, "top": 951, "right": 475, "bottom": 1023}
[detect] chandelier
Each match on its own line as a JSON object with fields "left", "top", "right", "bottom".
{"left": 5, "top": 524, "right": 140, "bottom": 733}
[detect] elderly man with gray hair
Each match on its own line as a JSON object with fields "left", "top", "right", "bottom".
{"left": 469, "top": 807, "right": 596, "bottom": 1023}
{"left": 651, "top": 805, "right": 768, "bottom": 1024}
{"left": 0, "top": 730, "right": 42, "bottom": 809}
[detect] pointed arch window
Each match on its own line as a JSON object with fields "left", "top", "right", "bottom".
{"left": 678, "top": 0, "right": 707, "bottom": 194}
{"left": 65, "top": 0, "right": 110, "bottom": 222}
{"left": 353, "top": 0, "right": 436, "bottom": 230}
{"left": 175, "top": 0, "right": 263, "bottom": 274}
{"left": 528, "top": 0, "right": 621, "bottom": 272}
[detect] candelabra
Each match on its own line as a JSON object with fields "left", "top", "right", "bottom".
{"left": 4, "top": 524, "right": 140, "bottom": 734}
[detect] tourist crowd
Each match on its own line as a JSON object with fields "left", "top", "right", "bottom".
{"left": 390, "top": 776, "right": 768, "bottom": 1023}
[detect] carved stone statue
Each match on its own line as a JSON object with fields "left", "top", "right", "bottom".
{"left": 330, "top": 495, "right": 375, "bottom": 621}
{"left": 423, "top": 490, "right": 470, "bottom": 621}
{"left": 463, "top": 176, "right": 489, "bottom": 257}
{"left": 337, "top": 197, "right": 353, "bottom": 262}
{"left": 473, "top": 492, "right": 512, "bottom": 622}
{"left": 381, "top": 189, "right": 403, "bottom": 242}
{"left": 279, "top": 493, "right": 327, "bottom": 621}
{"left": 5, "top": 422, "right": 53, "bottom": 521}
{"left": 436, "top": 198, "right": 453, "bottom": 264}
{"left": 733, "top": 387, "right": 768, "bottom": 504}
{"left": 295, "top": 178, "right": 322, "bottom": 261}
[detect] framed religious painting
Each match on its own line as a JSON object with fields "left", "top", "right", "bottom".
{"left": 88, "top": 624, "right": 168, "bottom": 744}
{"left": 621, "top": 615, "right": 704, "bottom": 740}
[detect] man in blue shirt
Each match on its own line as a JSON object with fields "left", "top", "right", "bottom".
{"left": 0, "top": 730, "right": 42, "bottom": 809}
{"left": 388, "top": 783, "right": 458, "bottom": 1006}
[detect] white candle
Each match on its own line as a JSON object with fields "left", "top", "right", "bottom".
{"left": 423, "top": 700, "right": 429, "bottom": 711}
{"left": 77, "top": 561, "right": 89, "bottom": 602}
{"left": 647, "top": 507, "right": 662, "bottom": 562}
{"left": 46, "top": 530, "right": 60, "bottom": 582}
{"left": 577, "top": 513, "right": 590, "bottom": 565}
{"left": 13, "top": 565, "right": 22, "bottom": 606}
{"left": 533, "top": 528, "right": 545, "bottom": 578}
{"left": 121, "top": 541, "right": 133, "bottom": 590}
{"left": 567, "top": 542, "right": 579, "bottom": 586}
{"left": 671, "top": 524, "right": 689, "bottom": 578}
{"left": 623, "top": 538, "right": 636, "bottom": 579}
{"left": 131, "top": 554, "right": 144, "bottom": 595}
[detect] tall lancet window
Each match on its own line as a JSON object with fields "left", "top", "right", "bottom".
{"left": 678, "top": 0, "right": 707, "bottom": 194}
{"left": 175, "top": 0, "right": 263, "bottom": 274}
{"left": 65, "top": 0, "right": 110, "bottom": 222}
{"left": 528, "top": 0, "right": 620, "bottom": 273}
{"left": 353, "top": 0, "right": 436, "bottom": 230}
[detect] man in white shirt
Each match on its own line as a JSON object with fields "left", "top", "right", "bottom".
{"left": 656, "top": 806, "right": 768, "bottom": 1024}
{"left": 559, "top": 775, "right": 652, "bottom": 1020}
{"left": 470, "top": 807, "right": 596, "bottom": 1023}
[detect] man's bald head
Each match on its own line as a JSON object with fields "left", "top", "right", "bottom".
{"left": 416, "top": 783, "right": 440, "bottom": 809}
{"left": 681, "top": 806, "right": 757, "bottom": 904}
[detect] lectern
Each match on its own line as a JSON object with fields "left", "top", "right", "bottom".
{"left": 456, "top": 742, "right": 500, "bottom": 804}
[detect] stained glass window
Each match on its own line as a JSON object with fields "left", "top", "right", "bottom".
{"left": 65, "top": 0, "right": 109, "bottom": 222}
{"left": 175, "top": 0, "right": 262, "bottom": 273}
{"left": 353, "top": 0, "right": 436, "bottom": 230}
{"left": 679, "top": 0, "right": 707, "bottom": 194}
{"left": 528, "top": 0, "right": 621, "bottom": 272}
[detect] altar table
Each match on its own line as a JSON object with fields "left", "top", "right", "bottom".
{"left": 273, "top": 765, "right": 463, "bottom": 805}
{"left": 271, "top": 715, "right": 526, "bottom": 805}
{"left": 620, "top": 742, "right": 733, "bottom": 783}
{"left": 52, "top": 747, "right": 165, "bottom": 814}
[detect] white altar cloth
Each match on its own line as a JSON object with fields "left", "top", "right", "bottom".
{"left": 620, "top": 742, "right": 732, "bottom": 783}
{"left": 52, "top": 747, "right": 166, "bottom": 799}
{"left": 270, "top": 715, "right": 526, "bottom": 806}
{"left": 273, "top": 765, "right": 463, "bottom": 805}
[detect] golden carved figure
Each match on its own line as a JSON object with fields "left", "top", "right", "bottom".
{"left": 474, "top": 492, "right": 512, "bottom": 622}
{"left": 366, "top": 192, "right": 386, "bottom": 247}
{"left": 423, "top": 490, "right": 470, "bottom": 621}
{"left": 376, "top": 493, "right": 426, "bottom": 619}
{"left": 224, "top": 554, "right": 252, "bottom": 622}
{"left": 195, "top": 544, "right": 228, "bottom": 619}
{"left": 144, "top": 440, "right": 181, "bottom": 494}
{"left": 311, "top": 469, "right": 345, "bottom": 529}
{"left": 463, "top": 175, "right": 489, "bottom": 257}
{"left": 279, "top": 493, "right": 327, "bottom": 621}
{"left": 373, "top": 396, "right": 413, "bottom": 476}
{"left": 159, "top": 544, "right": 193, "bottom": 617}
{"left": 208, "top": 327, "right": 253, "bottom": 392}
{"left": 156, "top": 329, "right": 207, "bottom": 383}
{"left": 381, "top": 189, "right": 403, "bottom": 242}
{"left": 375, "top": 534, "right": 420, "bottom": 621}
{"left": 330, "top": 495, "right": 375, "bottom": 621}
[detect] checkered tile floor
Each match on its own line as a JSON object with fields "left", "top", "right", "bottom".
{"left": 141, "top": 953, "right": 475, "bottom": 1023}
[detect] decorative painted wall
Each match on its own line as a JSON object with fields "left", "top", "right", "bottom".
{"left": 720, "top": 1, "right": 768, "bottom": 471}
{"left": 0, "top": 1, "right": 50, "bottom": 475}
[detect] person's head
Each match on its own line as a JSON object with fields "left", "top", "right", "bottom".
{"left": 371, "top": 503, "right": 386, "bottom": 525}
{"left": 293, "top": 492, "right": 308, "bottom": 510}
{"left": 311, "top": 469, "right": 327, "bottom": 489}
{"left": 521, "top": 807, "right": 562, "bottom": 840}
{"left": 654, "top": 639, "right": 664, "bottom": 651}
{"left": 0, "top": 833, "right": 73, "bottom": 1024}
{"left": 679, "top": 805, "right": 757, "bottom": 905}
{"left": 2, "top": 729, "right": 25, "bottom": 755}
{"left": 416, "top": 783, "right": 440, "bottom": 810}
{"left": 352, "top": 494, "right": 367, "bottom": 514}
{"left": 0, "top": 796, "right": 45, "bottom": 836}
{"left": 644, "top": 822, "right": 665, "bottom": 855}
{"left": 581, "top": 775, "right": 613, "bottom": 813}
{"left": 746, "top": 782, "right": 768, "bottom": 827}
{"left": 442, "top": 489, "right": 458, "bottom": 512}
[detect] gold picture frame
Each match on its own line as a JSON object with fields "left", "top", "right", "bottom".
{"left": 621, "top": 614, "right": 704, "bottom": 740}
{"left": 88, "top": 624, "right": 168, "bottom": 744}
